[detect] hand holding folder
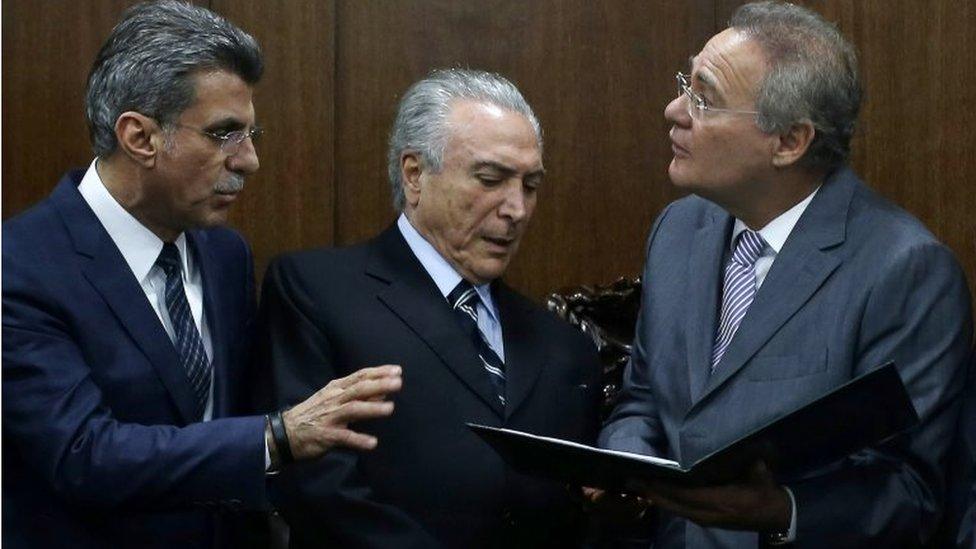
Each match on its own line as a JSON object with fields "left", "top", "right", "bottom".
{"left": 470, "top": 362, "right": 917, "bottom": 529}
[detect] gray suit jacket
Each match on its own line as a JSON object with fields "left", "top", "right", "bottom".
{"left": 599, "top": 168, "right": 973, "bottom": 548}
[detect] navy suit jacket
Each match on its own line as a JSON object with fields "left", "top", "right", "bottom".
{"left": 600, "top": 168, "right": 973, "bottom": 548}
{"left": 256, "top": 225, "right": 602, "bottom": 548}
{"left": 2, "top": 170, "right": 268, "bottom": 548}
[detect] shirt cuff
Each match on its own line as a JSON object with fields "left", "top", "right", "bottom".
{"left": 769, "top": 486, "right": 797, "bottom": 545}
{"left": 264, "top": 436, "right": 279, "bottom": 475}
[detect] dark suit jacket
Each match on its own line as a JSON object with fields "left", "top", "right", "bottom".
{"left": 2, "top": 170, "right": 268, "bottom": 548}
{"left": 599, "top": 168, "right": 973, "bottom": 548}
{"left": 941, "top": 350, "right": 976, "bottom": 548}
{"left": 257, "top": 224, "right": 601, "bottom": 548}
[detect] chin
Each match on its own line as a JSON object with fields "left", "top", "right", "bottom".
{"left": 667, "top": 164, "right": 694, "bottom": 189}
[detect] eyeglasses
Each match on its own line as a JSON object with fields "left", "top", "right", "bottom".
{"left": 174, "top": 123, "right": 264, "bottom": 155}
{"left": 676, "top": 72, "right": 759, "bottom": 121}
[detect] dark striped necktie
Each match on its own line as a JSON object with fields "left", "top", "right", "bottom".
{"left": 156, "top": 242, "right": 211, "bottom": 420}
{"left": 711, "top": 229, "right": 767, "bottom": 370}
{"left": 448, "top": 281, "right": 506, "bottom": 406}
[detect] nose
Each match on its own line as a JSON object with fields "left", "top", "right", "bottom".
{"left": 665, "top": 94, "right": 691, "bottom": 128}
{"left": 498, "top": 181, "right": 529, "bottom": 223}
{"left": 226, "top": 137, "right": 260, "bottom": 175}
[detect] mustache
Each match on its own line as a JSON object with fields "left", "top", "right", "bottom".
{"left": 214, "top": 174, "right": 245, "bottom": 194}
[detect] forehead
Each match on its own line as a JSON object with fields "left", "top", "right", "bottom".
{"left": 691, "top": 28, "right": 767, "bottom": 99}
{"left": 179, "top": 69, "right": 255, "bottom": 124}
{"left": 443, "top": 100, "right": 542, "bottom": 169}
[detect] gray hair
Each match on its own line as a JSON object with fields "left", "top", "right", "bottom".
{"left": 387, "top": 68, "right": 542, "bottom": 211}
{"left": 85, "top": 0, "right": 263, "bottom": 158}
{"left": 730, "top": 1, "right": 862, "bottom": 171}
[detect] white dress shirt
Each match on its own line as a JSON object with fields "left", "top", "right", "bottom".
{"left": 78, "top": 158, "right": 215, "bottom": 420}
{"left": 396, "top": 214, "right": 505, "bottom": 361}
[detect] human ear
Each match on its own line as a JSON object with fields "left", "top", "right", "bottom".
{"left": 114, "top": 111, "right": 161, "bottom": 168}
{"left": 772, "top": 119, "right": 816, "bottom": 168}
{"left": 401, "top": 152, "right": 424, "bottom": 208}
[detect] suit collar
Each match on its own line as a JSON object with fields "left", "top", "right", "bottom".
{"left": 187, "top": 229, "right": 231, "bottom": 416}
{"left": 690, "top": 168, "right": 856, "bottom": 409}
{"left": 685, "top": 205, "right": 733, "bottom": 403}
{"left": 50, "top": 172, "right": 209, "bottom": 424}
{"left": 493, "top": 282, "right": 547, "bottom": 419}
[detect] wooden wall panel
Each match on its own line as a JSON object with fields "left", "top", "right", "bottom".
{"left": 715, "top": 0, "right": 976, "bottom": 315}
{"left": 211, "top": 0, "right": 337, "bottom": 280}
{"left": 4, "top": 0, "right": 974, "bottom": 311}
{"left": 333, "top": 0, "right": 714, "bottom": 299}
{"left": 2, "top": 0, "right": 142, "bottom": 216}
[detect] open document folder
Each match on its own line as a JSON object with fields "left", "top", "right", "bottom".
{"left": 469, "top": 362, "right": 917, "bottom": 491}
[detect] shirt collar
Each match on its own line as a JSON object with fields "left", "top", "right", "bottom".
{"left": 77, "top": 158, "right": 191, "bottom": 283}
{"left": 731, "top": 186, "right": 821, "bottom": 255}
{"left": 396, "top": 213, "right": 498, "bottom": 319}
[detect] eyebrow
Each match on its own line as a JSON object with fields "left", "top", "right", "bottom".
{"left": 472, "top": 160, "right": 546, "bottom": 178}
{"left": 204, "top": 116, "right": 251, "bottom": 131}
{"left": 687, "top": 55, "right": 719, "bottom": 94}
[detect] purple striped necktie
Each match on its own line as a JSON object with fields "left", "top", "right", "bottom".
{"left": 711, "top": 229, "right": 767, "bottom": 371}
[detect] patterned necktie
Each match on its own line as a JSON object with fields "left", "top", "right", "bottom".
{"left": 448, "top": 281, "right": 506, "bottom": 406}
{"left": 156, "top": 242, "right": 211, "bottom": 420}
{"left": 711, "top": 229, "right": 767, "bottom": 370}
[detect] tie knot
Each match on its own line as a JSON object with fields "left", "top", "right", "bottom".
{"left": 732, "top": 230, "right": 766, "bottom": 267}
{"left": 156, "top": 242, "right": 182, "bottom": 276}
{"left": 448, "top": 280, "right": 479, "bottom": 310}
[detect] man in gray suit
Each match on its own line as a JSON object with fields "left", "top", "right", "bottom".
{"left": 594, "top": 1, "right": 973, "bottom": 547}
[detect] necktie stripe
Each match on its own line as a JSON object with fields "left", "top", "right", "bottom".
{"left": 448, "top": 281, "right": 506, "bottom": 406}
{"left": 156, "top": 243, "right": 211, "bottom": 420}
{"left": 711, "top": 230, "right": 767, "bottom": 371}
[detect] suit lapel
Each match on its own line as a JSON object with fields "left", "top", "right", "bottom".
{"left": 494, "top": 283, "right": 546, "bottom": 420}
{"left": 187, "top": 230, "right": 229, "bottom": 416}
{"left": 694, "top": 170, "right": 854, "bottom": 407}
{"left": 51, "top": 176, "right": 199, "bottom": 424}
{"left": 368, "top": 226, "right": 505, "bottom": 418}
{"left": 686, "top": 209, "right": 732, "bottom": 403}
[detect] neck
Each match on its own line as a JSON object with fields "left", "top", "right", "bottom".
{"left": 97, "top": 156, "right": 181, "bottom": 242}
{"left": 725, "top": 169, "right": 823, "bottom": 230}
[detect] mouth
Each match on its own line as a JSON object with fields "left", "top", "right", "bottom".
{"left": 669, "top": 129, "right": 691, "bottom": 158}
{"left": 482, "top": 235, "right": 516, "bottom": 251}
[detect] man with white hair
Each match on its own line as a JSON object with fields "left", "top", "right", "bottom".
{"left": 258, "top": 68, "right": 602, "bottom": 547}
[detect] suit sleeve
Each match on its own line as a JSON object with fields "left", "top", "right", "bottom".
{"left": 788, "top": 240, "right": 973, "bottom": 546}
{"left": 257, "top": 256, "right": 441, "bottom": 549}
{"left": 1, "top": 252, "right": 267, "bottom": 511}
{"left": 598, "top": 204, "right": 674, "bottom": 455}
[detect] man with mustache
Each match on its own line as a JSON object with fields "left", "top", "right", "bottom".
{"left": 257, "top": 69, "right": 601, "bottom": 547}
{"left": 592, "top": 1, "right": 972, "bottom": 547}
{"left": 2, "top": 2, "right": 401, "bottom": 548}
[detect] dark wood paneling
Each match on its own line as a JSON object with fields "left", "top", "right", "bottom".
{"left": 211, "top": 0, "right": 337, "bottom": 280}
{"left": 716, "top": 0, "right": 976, "bottom": 314}
{"left": 333, "top": 0, "right": 713, "bottom": 299}
{"left": 2, "top": 0, "right": 141, "bottom": 217}
{"left": 5, "top": 0, "right": 973, "bottom": 310}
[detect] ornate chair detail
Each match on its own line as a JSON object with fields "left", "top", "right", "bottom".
{"left": 546, "top": 277, "right": 642, "bottom": 418}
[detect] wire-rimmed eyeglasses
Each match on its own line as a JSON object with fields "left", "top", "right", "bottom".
{"left": 175, "top": 123, "right": 264, "bottom": 155}
{"left": 676, "top": 72, "right": 759, "bottom": 121}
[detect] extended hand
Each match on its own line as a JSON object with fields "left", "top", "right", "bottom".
{"left": 581, "top": 486, "right": 652, "bottom": 526}
{"left": 644, "top": 461, "right": 792, "bottom": 532}
{"left": 638, "top": 461, "right": 790, "bottom": 532}
{"left": 282, "top": 365, "right": 402, "bottom": 460}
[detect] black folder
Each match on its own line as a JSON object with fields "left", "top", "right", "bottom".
{"left": 469, "top": 362, "right": 917, "bottom": 491}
